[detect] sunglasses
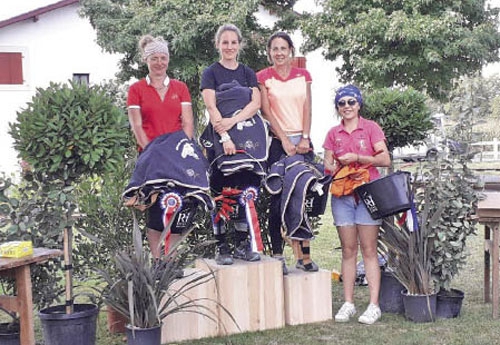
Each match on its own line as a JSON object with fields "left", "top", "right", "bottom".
{"left": 337, "top": 99, "right": 357, "bottom": 107}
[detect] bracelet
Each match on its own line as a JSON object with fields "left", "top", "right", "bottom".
{"left": 219, "top": 133, "right": 231, "bottom": 143}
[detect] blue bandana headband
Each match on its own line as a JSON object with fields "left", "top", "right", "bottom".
{"left": 335, "top": 85, "right": 363, "bottom": 108}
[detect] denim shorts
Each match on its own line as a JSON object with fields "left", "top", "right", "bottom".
{"left": 331, "top": 195, "right": 383, "bottom": 227}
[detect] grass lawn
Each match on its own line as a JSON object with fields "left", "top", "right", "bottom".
{"left": 81, "top": 201, "right": 500, "bottom": 345}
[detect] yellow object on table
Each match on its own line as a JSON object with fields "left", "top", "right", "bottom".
{"left": 0, "top": 241, "right": 33, "bottom": 258}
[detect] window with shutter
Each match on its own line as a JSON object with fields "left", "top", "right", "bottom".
{"left": 0, "top": 52, "right": 23, "bottom": 84}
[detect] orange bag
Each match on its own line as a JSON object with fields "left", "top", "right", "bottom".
{"left": 330, "top": 165, "right": 370, "bottom": 197}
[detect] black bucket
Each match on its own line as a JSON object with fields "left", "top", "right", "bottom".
{"left": 436, "top": 289, "right": 464, "bottom": 318}
{"left": 355, "top": 171, "right": 412, "bottom": 219}
{"left": 379, "top": 271, "right": 405, "bottom": 314}
{"left": 39, "top": 304, "right": 98, "bottom": 345}
{"left": 126, "top": 324, "right": 162, "bottom": 345}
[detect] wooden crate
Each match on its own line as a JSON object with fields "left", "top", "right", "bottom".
{"left": 283, "top": 268, "right": 332, "bottom": 325}
{"left": 196, "top": 256, "right": 285, "bottom": 335}
{"left": 161, "top": 268, "right": 219, "bottom": 343}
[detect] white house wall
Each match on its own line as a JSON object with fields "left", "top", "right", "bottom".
{"left": 0, "top": 3, "right": 122, "bottom": 175}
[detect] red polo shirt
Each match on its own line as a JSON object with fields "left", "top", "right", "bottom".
{"left": 127, "top": 78, "right": 191, "bottom": 142}
{"left": 323, "top": 116, "right": 386, "bottom": 180}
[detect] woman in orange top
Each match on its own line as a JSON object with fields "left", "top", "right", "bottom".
{"left": 257, "top": 31, "right": 315, "bottom": 274}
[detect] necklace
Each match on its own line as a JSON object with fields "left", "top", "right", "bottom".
{"left": 154, "top": 85, "right": 167, "bottom": 91}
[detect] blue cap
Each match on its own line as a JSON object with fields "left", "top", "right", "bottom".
{"left": 335, "top": 85, "right": 363, "bottom": 108}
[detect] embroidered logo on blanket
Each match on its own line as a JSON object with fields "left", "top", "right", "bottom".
{"left": 236, "top": 117, "right": 256, "bottom": 131}
{"left": 176, "top": 138, "right": 200, "bottom": 160}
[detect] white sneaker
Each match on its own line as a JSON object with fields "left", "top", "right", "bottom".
{"left": 358, "top": 303, "right": 381, "bottom": 325}
{"left": 335, "top": 302, "right": 356, "bottom": 322}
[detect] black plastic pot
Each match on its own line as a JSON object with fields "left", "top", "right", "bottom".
{"left": 39, "top": 303, "right": 98, "bottom": 345}
{"left": 126, "top": 324, "right": 162, "bottom": 345}
{"left": 379, "top": 271, "right": 405, "bottom": 314}
{"left": 0, "top": 322, "right": 20, "bottom": 345}
{"left": 436, "top": 288, "right": 464, "bottom": 319}
{"left": 401, "top": 290, "right": 437, "bottom": 323}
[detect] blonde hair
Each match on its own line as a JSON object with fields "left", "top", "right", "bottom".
{"left": 214, "top": 24, "right": 243, "bottom": 47}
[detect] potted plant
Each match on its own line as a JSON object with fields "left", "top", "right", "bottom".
{"left": 425, "top": 159, "right": 479, "bottom": 318}
{"left": 0, "top": 307, "right": 19, "bottom": 345}
{"left": 378, "top": 166, "right": 445, "bottom": 323}
{"left": 73, "top": 148, "right": 137, "bottom": 334}
{"left": 379, "top": 155, "right": 479, "bottom": 322}
{"left": 4, "top": 80, "right": 130, "bottom": 344}
{"left": 99, "top": 215, "right": 233, "bottom": 345}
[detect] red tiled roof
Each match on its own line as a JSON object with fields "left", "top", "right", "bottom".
{"left": 0, "top": 0, "right": 79, "bottom": 29}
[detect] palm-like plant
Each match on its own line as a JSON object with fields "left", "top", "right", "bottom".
{"left": 379, "top": 169, "right": 445, "bottom": 296}
{"left": 379, "top": 158, "right": 478, "bottom": 295}
{"left": 98, "top": 213, "right": 232, "bottom": 330}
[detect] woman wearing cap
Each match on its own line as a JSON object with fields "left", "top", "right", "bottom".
{"left": 257, "top": 31, "right": 316, "bottom": 275}
{"left": 127, "top": 34, "right": 194, "bottom": 259}
{"left": 323, "top": 85, "right": 390, "bottom": 325}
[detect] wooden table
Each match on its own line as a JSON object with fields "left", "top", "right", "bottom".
{"left": 0, "top": 247, "right": 62, "bottom": 345}
{"left": 478, "top": 192, "right": 500, "bottom": 318}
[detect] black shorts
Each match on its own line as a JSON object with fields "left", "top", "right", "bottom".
{"left": 210, "top": 170, "right": 261, "bottom": 194}
{"left": 146, "top": 195, "right": 198, "bottom": 233}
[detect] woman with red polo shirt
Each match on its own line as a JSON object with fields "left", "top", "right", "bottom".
{"left": 323, "top": 85, "right": 391, "bottom": 325}
{"left": 127, "top": 34, "right": 194, "bottom": 259}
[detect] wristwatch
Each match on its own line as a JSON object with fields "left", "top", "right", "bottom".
{"left": 302, "top": 133, "right": 310, "bottom": 140}
{"left": 219, "top": 133, "right": 231, "bottom": 143}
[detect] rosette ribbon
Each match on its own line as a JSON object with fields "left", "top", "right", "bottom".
{"left": 160, "top": 192, "right": 183, "bottom": 254}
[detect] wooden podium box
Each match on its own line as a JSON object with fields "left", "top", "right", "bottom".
{"left": 196, "top": 256, "right": 285, "bottom": 335}
{"left": 161, "top": 268, "right": 220, "bottom": 343}
{"left": 283, "top": 268, "right": 332, "bottom": 325}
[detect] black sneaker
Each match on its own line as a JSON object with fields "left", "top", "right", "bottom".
{"left": 296, "top": 259, "right": 319, "bottom": 272}
{"left": 215, "top": 243, "right": 234, "bottom": 265}
{"left": 275, "top": 256, "right": 288, "bottom": 275}
{"left": 233, "top": 240, "right": 260, "bottom": 262}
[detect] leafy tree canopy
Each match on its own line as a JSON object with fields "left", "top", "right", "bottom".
{"left": 300, "top": 0, "right": 500, "bottom": 100}
{"left": 362, "top": 87, "right": 433, "bottom": 151}
{"left": 441, "top": 73, "right": 500, "bottom": 141}
{"left": 79, "top": 0, "right": 297, "bottom": 118}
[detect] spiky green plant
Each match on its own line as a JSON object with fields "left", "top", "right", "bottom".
{"left": 379, "top": 158, "right": 479, "bottom": 295}
{"left": 379, "top": 168, "right": 444, "bottom": 296}
{"left": 98, "top": 212, "right": 237, "bottom": 330}
{"left": 380, "top": 201, "right": 443, "bottom": 296}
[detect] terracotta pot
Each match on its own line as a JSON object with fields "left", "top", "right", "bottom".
{"left": 106, "top": 306, "right": 128, "bottom": 334}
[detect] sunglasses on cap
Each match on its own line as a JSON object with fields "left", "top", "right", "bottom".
{"left": 337, "top": 99, "right": 357, "bottom": 107}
